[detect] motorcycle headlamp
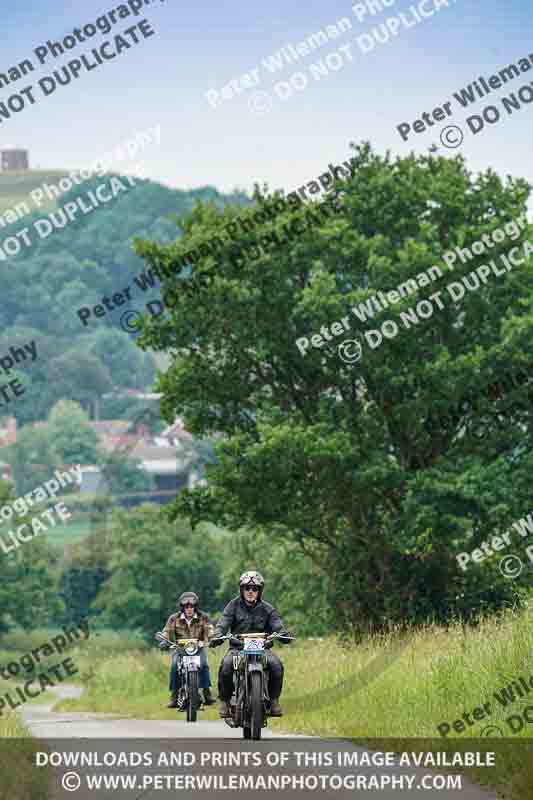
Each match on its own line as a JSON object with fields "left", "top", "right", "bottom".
{"left": 184, "top": 642, "right": 198, "bottom": 656}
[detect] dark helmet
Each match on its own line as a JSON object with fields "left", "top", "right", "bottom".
{"left": 239, "top": 570, "right": 265, "bottom": 600}
{"left": 177, "top": 591, "right": 199, "bottom": 609}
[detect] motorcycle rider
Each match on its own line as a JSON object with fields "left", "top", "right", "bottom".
{"left": 159, "top": 591, "right": 215, "bottom": 708}
{"left": 209, "top": 570, "right": 291, "bottom": 718}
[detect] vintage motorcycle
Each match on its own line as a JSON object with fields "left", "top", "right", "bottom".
{"left": 211, "top": 631, "right": 295, "bottom": 740}
{"left": 155, "top": 631, "right": 203, "bottom": 722}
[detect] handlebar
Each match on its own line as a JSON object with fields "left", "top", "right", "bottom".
{"left": 154, "top": 632, "right": 204, "bottom": 650}
{"left": 209, "top": 632, "right": 296, "bottom": 648}
{"left": 155, "top": 632, "right": 176, "bottom": 649}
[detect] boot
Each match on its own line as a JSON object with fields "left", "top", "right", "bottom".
{"left": 167, "top": 693, "right": 178, "bottom": 709}
{"left": 218, "top": 700, "right": 231, "bottom": 717}
{"left": 203, "top": 688, "right": 215, "bottom": 706}
{"left": 269, "top": 698, "right": 283, "bottom": 717}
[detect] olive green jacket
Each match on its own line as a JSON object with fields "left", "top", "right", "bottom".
{"left": 163, "top": 610, "right": 211, "bottom": 643}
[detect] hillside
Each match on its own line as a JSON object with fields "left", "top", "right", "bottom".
{"left": 0, "top": 173, "right": 251, "bottom": 426}
{"left": 0, "top": 169, "right": 69, "bottom": 215}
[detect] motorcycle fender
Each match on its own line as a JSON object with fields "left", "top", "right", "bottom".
{"left": 247, "top": 662, "right": 263, "bottom": 672}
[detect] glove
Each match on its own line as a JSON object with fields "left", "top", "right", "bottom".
{"left": 277, "top": 635, "right": 292, "bottom": 644}
{"left": 159, "top": 642, "right": 171, "bottom": 651}
{"left": 209, "top": 637, "right": 224, "bottom": 648}
{"left": 264, "top": 639, "right": 274, "bottom": 649}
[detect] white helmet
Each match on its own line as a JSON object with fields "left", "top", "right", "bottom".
{"left": 239, "top": 570, "right": 265, "bottom": 598}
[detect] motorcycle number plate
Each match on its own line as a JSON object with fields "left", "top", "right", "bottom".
{"left": 243, "top": 639, "right": 264, "bottom": 653}
{"left": 182, "top": 655, "right": 201, "bottom": 666}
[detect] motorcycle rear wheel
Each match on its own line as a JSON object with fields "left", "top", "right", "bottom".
{"left": 186, "top": 671, "right": 199, "bottom": 722}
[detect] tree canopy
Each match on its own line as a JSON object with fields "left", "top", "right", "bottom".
{"left": 134, "top": 143, "right": 533, "bottom": 633}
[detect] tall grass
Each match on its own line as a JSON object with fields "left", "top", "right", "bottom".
{"left": 271, "top": 610, "right": 533, "bottom": 740}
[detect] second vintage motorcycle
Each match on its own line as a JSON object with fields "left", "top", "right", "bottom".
{"left": 155, "top": 631, "right": 203, "bottom": 722}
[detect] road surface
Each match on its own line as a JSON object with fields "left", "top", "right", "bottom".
{"left": 19, "top": 686, "right": 498, "bottom": 800}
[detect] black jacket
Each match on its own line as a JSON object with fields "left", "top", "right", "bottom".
{"left": 213, "top": 596, "right": 289, "bottom": 638}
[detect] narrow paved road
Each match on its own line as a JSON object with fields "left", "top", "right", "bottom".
{"left": 20, "top": 686, "right": 498, "bottom": 800}
{"left": 21, "top": 684, "right": 298, "bottom": 738}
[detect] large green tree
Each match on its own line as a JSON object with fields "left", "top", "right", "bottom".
{"left": 134, "top": 143, "right": 533, "bottom": 633}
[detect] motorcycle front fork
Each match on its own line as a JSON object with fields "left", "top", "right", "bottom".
{"left": 178, "top": 669, "right": 200, "bottom": 705}
{"left": 231, "top": 668, "right": 270, "bottom": 723}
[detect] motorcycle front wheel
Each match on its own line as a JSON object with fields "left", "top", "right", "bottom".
{"left": 249, "top": 672, "right": 263, "bottom": 740}
{"left": 186, "top": 671, "right": 199, "bottom": 722}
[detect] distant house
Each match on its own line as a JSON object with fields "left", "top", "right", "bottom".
{"left": 78, "top": 416, "right": 203, "bottom": 503}
{"left": 88, "top": 419, "right": 149, "bottom": 453}
{"left": 130, "top": 442, "right": 194, "bottom": 493}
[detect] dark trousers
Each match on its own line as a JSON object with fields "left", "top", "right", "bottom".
{"left": 169, "top": 649, "right": 211, "bottom": 693}
{"left": 218, "top": 649, "right": 284, "bottom": 701}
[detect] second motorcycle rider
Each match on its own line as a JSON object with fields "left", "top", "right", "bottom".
{"left": 161, "top": 591, "right": 215, "bottom": 708}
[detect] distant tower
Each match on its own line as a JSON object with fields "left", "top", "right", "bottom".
{"left": 1, "top": 147, "right": 29, "bottom": 171}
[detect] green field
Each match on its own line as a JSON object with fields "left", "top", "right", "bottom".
{"left": 0, "top": 170, "right": 68, "bottom": 217}
{"left": 46, "top": 518, "right": 95, "bottom": 546}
